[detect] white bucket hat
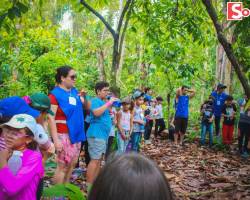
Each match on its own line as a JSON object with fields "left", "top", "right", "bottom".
{"left": 2, "top": 114, "right": 48, "bottom": 144}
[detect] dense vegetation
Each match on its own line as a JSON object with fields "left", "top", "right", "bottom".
{"left": 0, "top": 0, "right": 249, "bottom": 125}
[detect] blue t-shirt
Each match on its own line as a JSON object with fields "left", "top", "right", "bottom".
{"left": 87, "top": 97, "right": 112, "bottom": 140}
{"left": 211, "top": 91, "right": 228, "bottom": 117}
{"left": 175, "top": 95, "right": 189, "bottom": 118}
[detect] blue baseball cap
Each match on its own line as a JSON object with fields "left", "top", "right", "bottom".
{"left": 0, "top": 96, "right": 40, "bottom": 119}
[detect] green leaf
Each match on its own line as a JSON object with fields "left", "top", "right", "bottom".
{"left": 16, "top": 2, "right": 29, "bottom": 13}
{"left": 43, "top": 184, "right": 86, "bottom": 200}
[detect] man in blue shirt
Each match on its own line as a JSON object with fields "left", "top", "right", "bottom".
{"left": 174, "top": 86, "right": 195, "bottom": 146}
{"left": 86, "top": 81, "right": 118, "bottom": 192}
{"left": 211, "top": 83, "right": 229, "bottom": 137}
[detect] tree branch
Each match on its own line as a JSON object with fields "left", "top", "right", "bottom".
{"left": 118, "top": 0, "right": 134, "bottom": 53}
{"left": 201, "top": 0, "right": 250, "bottom": 98}
{"left": 80, "top": 0, "right": 116, "bottom": 38}
{"left": 117, "top": 0, "right": 132, "bottom": 34}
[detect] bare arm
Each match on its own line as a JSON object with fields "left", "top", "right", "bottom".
{"left": 117, "top": 112, "right": 124, "bottom": 135}
{"left": 49, "top": 105, "right": 62, "bottom": 152}
{"left": 188, "top": 89, "right": 196, "bottom": 99}
{"left": 92, "top": 97, "right": 117, "bottom": 117}
{"left": 130, "top": 114, "right": 134, "bottom": 135}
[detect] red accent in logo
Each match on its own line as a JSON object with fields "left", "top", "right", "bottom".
{"left": 227, "top": 2, "right": 250, "bottom": 21}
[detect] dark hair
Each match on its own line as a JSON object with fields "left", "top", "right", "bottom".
{"left": 156, "top": 96, "right": 163, "bottom": 101}
{"left": 208, "top": 95, "right": 214, "bottom": 101}
{"left": 24, "top": 127, "right": 38, "bottom": 150}
{"left": 144, "top": 87, "right": 151, "bottom": 93}
{"left": 95, "top": 81, "right": 109, "bottom": 94}
{"left": 55, "top": 66, "right": 73, "bottom": 84}
{"left": 181, "top": 85, "right": 190, "bottom": 90}
{"left": 88, "top": 153, "right": 173, "bottom": 200}
{"left": 144, "top": 97, "right": 149, "bottom": 102}
{"left": 226, "top": 95, "right": 234, "bottom": 101}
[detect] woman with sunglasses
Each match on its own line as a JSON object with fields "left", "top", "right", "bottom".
{"left": 49, "top": 66, "right": 86, "bottom": 184}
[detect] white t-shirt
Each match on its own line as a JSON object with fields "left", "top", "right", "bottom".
{"left": 155, "top": 104, "right": 163, "bottom": 119}
{"left": 109, "top": 107, "right": 116, "bottom": 137}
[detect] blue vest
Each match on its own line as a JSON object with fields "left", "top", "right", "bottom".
{"left": 51, "top": 87, "right": 86, "bottom": 144}
{"left": 211, "top": 91, "right": 228, "bottom": 117}
{"left": 175, "top": 95, "right": 189, "bottom": 118}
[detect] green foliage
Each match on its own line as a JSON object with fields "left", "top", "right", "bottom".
{"left": 43, "top": 183, "right": 86, "bottom": 200}
{"left": 0, "top": 0, "right": 248, "bottom": 125}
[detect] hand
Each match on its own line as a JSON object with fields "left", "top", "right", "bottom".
{"left": 109, "top": 97, "right": 119, "bottom": 104}
{"left": 121, "top": 133, "right": 127, "bottom": 141}
{"left": 78, "top": 89, "right": 87, "bottom": 97}
{"left": 0, "top": 149, "right": 11, "bottom": 168}
{"left": 126, "top": 135, "right": 131, "bottom": 140}
{"left": 54, "top": 140, "right": 63, "bottom": 152}
{"left": 138, "top": 120, "right": 145, "bottom": 125}
{"left": 209, "top": 118, "right": 213, "bottom": 123}
{"left": 170, "top": 123, "right": 175, "bottom": 129}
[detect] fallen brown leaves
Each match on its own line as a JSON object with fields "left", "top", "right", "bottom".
{"left": 142, "top": 140, "right": 250, "bottom": 200}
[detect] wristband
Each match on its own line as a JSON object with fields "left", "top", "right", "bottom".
{"left": 105, "top": 101, "right": 112, "bottom": 107}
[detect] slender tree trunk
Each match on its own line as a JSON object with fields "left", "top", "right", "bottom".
{"left": 97, "top": 50, "right": 106, "bottom": 81}
{"left": 216, "top": 2, "right": 234, "bottom": 94}
{"left": 80, "top": 0, "right": 134, "bottom": 96}
{"left": 202, "top": 0, "right": 250, "bottom": 98}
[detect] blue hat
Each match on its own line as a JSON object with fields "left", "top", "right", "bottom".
{"left": 217, "top": 83, "right": 227, "bottom": 90}
{"left": 0, "top": 96, "right": 40, "bottom": 119}
{"left": 132, "top": 90, "right": 144, "bottom": 100}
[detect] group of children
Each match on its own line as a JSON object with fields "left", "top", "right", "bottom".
{"left": 200, "top": 92, "right": 250, "bottom": 156}
{"left": 105, "top": 88, "right": 166, "bottom": 155}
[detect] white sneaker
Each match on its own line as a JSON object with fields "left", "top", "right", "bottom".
{"left": 145, "top": 140, "right": 151, "bottom": 145}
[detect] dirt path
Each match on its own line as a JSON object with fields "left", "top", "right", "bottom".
{"left": 142, "top": 139, "right": 250, "bottom": 200}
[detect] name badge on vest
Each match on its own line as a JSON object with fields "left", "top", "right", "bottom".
{"left": 217, "top": 100, "right": 221, "bottom": 106}
{"left": 69, "top": 97, "right": 76, "bottom": 105}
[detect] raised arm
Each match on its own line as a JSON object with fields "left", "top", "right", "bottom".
{"left": 92, "top": 97, "right": 117, "bottom": 117}
{"left": 188, "top": 89, "right": 196, "bottom": 99}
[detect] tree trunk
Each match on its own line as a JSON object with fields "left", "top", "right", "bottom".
{"left": 116, "top": 38, "right": 126, "bottom": 85}
{"left": 80, "top": 0, "right": 134, "bottom": 97}
{"left": 97, "top": 50, "right": 106, "bottom": 81}
{"left": 111, "top": 35, "right": 120, "bottom": 94}
{"left": 202, "top": 0, "right": 250, "bottom": 98}
{"left": 216, "top": 2, "right": 234, "bottom": 94}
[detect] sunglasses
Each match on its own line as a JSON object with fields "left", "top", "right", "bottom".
{"left": 70, "top": 75, "right": 77, "bottom": 80}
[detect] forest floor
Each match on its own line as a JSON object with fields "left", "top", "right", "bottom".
{"left": 142, "top": 139, "right": 250, "bottom": 200}
{"left": 44, "top": 138, "right": 250, "bottom": 200}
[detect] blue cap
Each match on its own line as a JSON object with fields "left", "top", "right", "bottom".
{"left": 0, "top": 96, "right": 40, "bottom": 118}
{"left": 217, "top": 83, "right": 227, "bottom": 90}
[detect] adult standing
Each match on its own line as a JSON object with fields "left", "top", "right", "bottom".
{"left": 174, "top": 86, "right": 195, "bottom": 145}
{"left": 49, "top": 66, "right": 86, "bottom": 184}
{"left": 211, "top": 83, "right": 229, "bottom": 139}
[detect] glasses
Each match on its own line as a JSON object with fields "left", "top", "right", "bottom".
{"left": 69, "top": 75, "right": 77, "bottom": 80}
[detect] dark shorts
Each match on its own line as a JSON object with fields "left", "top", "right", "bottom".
{"left": 174, "top": 117, "right": 188, "bottom": 134}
